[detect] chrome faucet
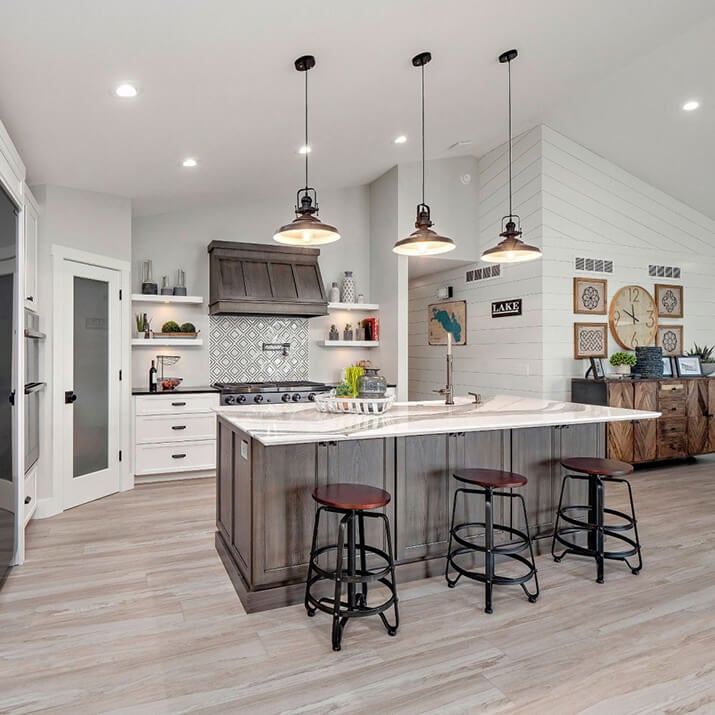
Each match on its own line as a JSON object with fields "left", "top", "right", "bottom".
{"left": 433, "top": 333, "right": 455, "bottom": 405}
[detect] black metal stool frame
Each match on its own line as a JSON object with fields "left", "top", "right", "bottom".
{"left": 551, "top": 471, "right": 643, "bottom": 583}
{"left": 304, "top": 505, "right": 399, "bottom": 651}
{"left": 445, "top": 485, "right": 539, "bottom": 614}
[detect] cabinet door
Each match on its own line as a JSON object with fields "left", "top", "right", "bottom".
{"left": 607, "top": 382, "right": 634, "bottom": 462}
{"left": 319, "top": 439, "right": 394, "bottom": 554}
{"left": 24, "top": 193, "right": 38, "bottom": 310}
{"left": 510, "top": 427, "right": 556, "bottom": 539}
{"left": 633, "top": 381, "right": 657, "bottom": 463}
{"left": 708, "top": 381, "right": 715, "bottom": 453}
{"left": 216, "top": 420, "right": 233, "bottom": 545}
{"left": 686, "top": 379, "right": 709, "bottom": 455}
{"left": 252, "top": 441, "right": 318, "bottom": 587}
{"left": 395, "top": 434, "right": 450, "bottom": 562}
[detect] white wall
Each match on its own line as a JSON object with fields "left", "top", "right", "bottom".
{"left": 131, "top": 186, "right": 372, "bottom": 387}
{"left": 408, "top": 128, "right": 545, "bottom": 400}
{"left": 540, "top": 125, "right": 715, "bottom": 400}
{"left": 32, "top": 185, "right": 132, "bottom": 508}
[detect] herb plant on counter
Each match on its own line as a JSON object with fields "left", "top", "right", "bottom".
{"left": 335, "top": 382, "right": 352, "bottom": 397}
{"left": 344, "top": 366, "right": 365, "bottom": 398}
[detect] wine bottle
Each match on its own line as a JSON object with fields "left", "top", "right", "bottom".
{"left": 149, "top": 359, "right": 158, "bottom": 393}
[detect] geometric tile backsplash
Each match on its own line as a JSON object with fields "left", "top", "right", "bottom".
{"left": 209, "top": 315, "right": 309, "bottom": 383}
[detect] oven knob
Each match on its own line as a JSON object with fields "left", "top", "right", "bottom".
{"left": 292, "top": 393, "right": 302, "bottom": 402}
{"left": 281, "top": 393, "right": 291, "bottom": 402}
{"left": 308, "top": 393, "right": 316, "bottom": 402}
{"left": 224, "top": 395, "right": 236, "bottom": 405}
{"left": 237, "top": 395, "right": 247, "bottom": 404}
{"left": 254, "top": 395, "right": 263, "bottom": 403}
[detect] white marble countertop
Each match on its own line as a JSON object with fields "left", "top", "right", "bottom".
{"left": 214, "top": 394, "right": 660, "bottom": 446}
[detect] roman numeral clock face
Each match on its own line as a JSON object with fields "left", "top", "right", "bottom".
{"left": 608, "top": 285, "right": 658, "bottom": 349}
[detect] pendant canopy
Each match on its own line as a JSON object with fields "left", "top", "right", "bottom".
{"left": 481, "top": 49, "right": 541, "bottom": 264}
{"left": 274, "top": 55, "right": 340, "bottom": 246}
{"left": 393, "top": 52, "right": 455, "bottom": 256}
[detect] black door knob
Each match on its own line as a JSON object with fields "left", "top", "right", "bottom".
{"left": 65, "top": 391, "right": 77, "bottom": 404}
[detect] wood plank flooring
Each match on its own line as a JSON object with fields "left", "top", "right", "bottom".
{"left": 1, "top": 458, "right": 714, "bottom": 714}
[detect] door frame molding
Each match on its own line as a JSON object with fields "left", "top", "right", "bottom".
{"left": 39, "top": 245, "right": 131, "bottom": 518}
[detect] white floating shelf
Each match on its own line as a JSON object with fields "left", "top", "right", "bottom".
{"left": 132, "top": 338, "right": 204, "bottom": 347}
{"left": 322, "top": 340, "right": 380, "bottom": 348}
{"left": 327, "top": 302, "right": 379, "bottom": 311}
{"left": 131, "top": 294, "right": 203, "bottom": 304}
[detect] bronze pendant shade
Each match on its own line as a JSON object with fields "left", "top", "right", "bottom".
{"left": 481, "top": 49, "right": 542, "bottom": 264}
{"left": 393, "top": 52, "right": 456, "bottom": 256}
{"left": 274, "top": 55, "right": 340, "bottom": 246}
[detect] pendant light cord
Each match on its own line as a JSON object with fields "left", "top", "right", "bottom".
{"left": 421, "top": 61, "right": 425, "bottom": 205}
{"left": 507, "top": 56, "right": 513, "bottom": 218}
{"left": 304, "top": 67, "right": 309, "bottom": 190}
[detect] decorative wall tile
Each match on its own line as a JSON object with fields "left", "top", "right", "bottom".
{"left": 209, "top": 316, "right": 309, "bottom": 383}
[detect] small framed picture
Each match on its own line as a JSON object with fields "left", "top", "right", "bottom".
{"left": 654, "top": 284, "right": 683, "bottom": 318}
{"left": 589, "top": 357, "right": 605, "bottom": 380}
{"left": 656, "top": 325, "right": 683, "bottom": 356}
{"left": 674, "top": 355, "right": 703, "bottom": 378}
{"left": 661, "top": 356, "right": 674, "bottom": 377}
{"left": 573, "top": 277, "right": 607, "bottom": 315}
{"left": 428, "top": 300, "right": 467, "bottom": 346}
{"left": 574, "top": 323, "right": 608, "bottom": 359}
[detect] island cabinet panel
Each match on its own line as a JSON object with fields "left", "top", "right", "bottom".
{"left": 216, "top": 420, "right": 234, "bottom": 546}
{"left": 251, "top": 441, "right": 318, "bottom": 587}
{"left": 317, "top": 439, "right": 395, "bottom": 553}
{"left": 232, "top": 430, "right": 253, "bottom": 580}
{"left": 395, "top": 434, "right": 451, "bottom": 562}
{"left": 449, "top": 431, "right": 511, "bottom": 544}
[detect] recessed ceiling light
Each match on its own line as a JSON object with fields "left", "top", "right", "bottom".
{"left": 181, "top": 157, "right": 198, "bottom": 168}
{"left": 114, "top": 82, "right": 138, "bottom": 98}
{"left": 298, "top": 145, "right": 311, "bottom": 154}
{"left": 394, "top": 135, "right": 408, "bottom": 144}
{"left": 682, "top": 100, "right": 700, "bottom": 112}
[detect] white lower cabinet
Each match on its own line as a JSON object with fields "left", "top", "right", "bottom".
{"left": 133, "top": 392, "right": 219, "bottom": 480}
{"left": 23, "top": 465, "right": 37, "bottom": 525}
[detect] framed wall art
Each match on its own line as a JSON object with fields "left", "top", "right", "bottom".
{"left": 661, "top": 356, "right": 674, "bottom": 377}
{"left": 428, "top": 300, "right": 467, "bottom": 346}
{"left": 589, "top": 357, "right": 605, "bottom": 380}
{"left": 654, "top": 284, "right": 683, "bottom": 318}
{"left": 574, "top": 323, "right": 608, "bottom": 359}
{"left": 573, "top": 277, "right": 607, "bottom": 315}
{"left": 675, "top": 355, "right": 703, "bottom": 378}
{"left": 656, "top": 325, "right": 683, "bottom": 356}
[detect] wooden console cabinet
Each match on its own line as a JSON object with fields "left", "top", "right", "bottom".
{"left": 572, "top": 378, "right": 715, "bottom": 464}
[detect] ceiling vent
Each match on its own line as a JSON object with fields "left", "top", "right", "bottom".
{"left": 466, "top": 264, "right": 501, "bottom": 283}
{"left": 648, "top": 264, "right": 681, "bottom": 279}
{"left": 575, "top": 257, "right": 614, "bottom": 274}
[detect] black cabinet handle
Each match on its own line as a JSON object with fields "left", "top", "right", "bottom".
{"left": 171, "top": 453, "right": 187, "bottom": 459}
{"left": 65, "top": 391, "right": 77, "bottom": 404}
{"left": 171, "top": 401, "right": 187, "bottom": 407}
{"left": 26, "top": 296, "right": 34, "bottom": 302}
{"left": 24, "top": 496, "right": 31, "bottom": 504}
{"left": 171, "top": 425, "right": 187, "bottom": 431}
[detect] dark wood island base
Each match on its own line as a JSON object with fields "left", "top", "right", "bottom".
{"left": 215, "top": 414, "right": 606, "bottom": 613}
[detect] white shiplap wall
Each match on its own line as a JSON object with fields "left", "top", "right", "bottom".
{"left": 408, "top": 127, "right": 545, "bottom": 400}
{"left": 540, "top": 125, "right": 715, "bottom": 400}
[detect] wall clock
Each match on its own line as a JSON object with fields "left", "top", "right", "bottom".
{"left": 608, "top": 285, "right": 658, "bottom": 349}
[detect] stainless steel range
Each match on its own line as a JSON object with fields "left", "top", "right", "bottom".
{"left": 214, "top": 381, "right": 331, "bottom": 406}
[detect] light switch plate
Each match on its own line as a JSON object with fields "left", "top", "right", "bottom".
{"left": 241, "top": 440, "right": 248, "bottom": 460}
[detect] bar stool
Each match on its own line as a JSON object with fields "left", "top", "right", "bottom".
{"left": 445, "top": 468, "right": 539, "bottom": 614}
{"left": 304, "top": 483, "right": 399, "bottom": 651}
{"left": 552, "top": 457, "right": 643, "bottom": 583}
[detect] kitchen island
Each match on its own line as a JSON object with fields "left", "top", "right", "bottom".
{"left": 214, "top": 394, "right": 659, "bottom": 612}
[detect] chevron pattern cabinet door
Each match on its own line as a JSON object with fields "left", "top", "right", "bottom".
{"left": 686, "top": 379, "right": 709, "bottom": 455}
{"left": 634, "top": 382, "right": 657, "bottom": 463}
{"left": 607, "top": 382, "right": 634, "bottom": 462}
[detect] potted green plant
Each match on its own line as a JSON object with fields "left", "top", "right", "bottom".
{"left": 687, "top": 344, "right": 715, "bottom": 375}
{"left": 609, "top": 351, "right": 636, "bottom": 376}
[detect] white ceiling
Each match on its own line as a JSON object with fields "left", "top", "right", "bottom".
{"left": 1, "top": 0, "right": 714, "bottom": 218}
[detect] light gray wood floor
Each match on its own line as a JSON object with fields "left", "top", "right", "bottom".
{"left": 1, "top": 458, "right": 714, "bottom": 714}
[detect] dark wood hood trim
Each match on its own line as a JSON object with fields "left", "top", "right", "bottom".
{"left": 208, "top": 240, "right": 328, "bottom": 317}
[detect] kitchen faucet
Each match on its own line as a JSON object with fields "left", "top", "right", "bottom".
{"left": 433, "top": 332, "right": 455, "bottom": 405}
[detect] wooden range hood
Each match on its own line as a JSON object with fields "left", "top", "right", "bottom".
{"left": 208, "top": 241, "right": 328, "bottom": 317}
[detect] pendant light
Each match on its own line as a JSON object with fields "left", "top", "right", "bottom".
{"left": 274, "top": 55, "right": 340, "bottom": 246}
{"left": 393, "top": 52, "right": 456, "bottom": 256}
{"left": 481, "top": 49, "right": 542, "bottom": 264}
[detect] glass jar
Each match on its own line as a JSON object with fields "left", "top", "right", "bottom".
{"left": 357, "top": 367, "right": 387, "bottom": 399}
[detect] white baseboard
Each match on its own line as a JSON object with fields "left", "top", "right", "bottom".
{"left": 34, "top": 496, "right": 62, "bottom": 519}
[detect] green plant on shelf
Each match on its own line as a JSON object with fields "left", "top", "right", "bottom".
{"left": 609, "top": 352, "right": 637, "bottom": 367}
{"left": 161, "top": 320, "right": 181, "bottom": 333}
{"left": 135, "top": 313, "right": 145, "bottom": 333}
{"left": 687, "top": 344, "right": 715, "bottom": 363}
{"left": 180, "top": 322, "right": 196, "bottom": 333}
